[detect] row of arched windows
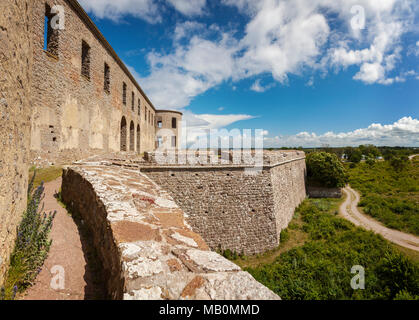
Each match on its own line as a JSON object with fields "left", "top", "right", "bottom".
{"left": 120, "top": 116, "right": 141, "bottom": 153}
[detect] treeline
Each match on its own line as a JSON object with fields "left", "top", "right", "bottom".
{"left": 268, "top": 146, "right": 417, "bottom": 159}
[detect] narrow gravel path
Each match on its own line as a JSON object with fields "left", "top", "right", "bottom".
{"left": 21, "top": 178, "right": 105, "bottom": 300}
{"left": 340, "top": 186, "right": 419, "bottom": 252}
{"left": 409, "top": 154, "right": 419, "bottom": 160}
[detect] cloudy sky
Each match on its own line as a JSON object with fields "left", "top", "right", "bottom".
{"left": 79, "top": 0, "right": 419, "bottom": 147}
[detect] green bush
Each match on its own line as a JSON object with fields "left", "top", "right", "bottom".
{"left": 348, "top": 161, "right": 419, "bottom": 235}
{"left": 280, "top": 229, "right": 290, "bottom": 243}
{"left": 246, "top": 200, "right": 419, "bottom": 300}
{"left": 306, "top": 152, "right": 348, "bottom": 188}
{"left": 1, "top": 171, "right": 56, "bottom": 300}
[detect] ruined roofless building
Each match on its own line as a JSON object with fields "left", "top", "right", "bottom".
{"left": 1, "top": 0, "right": 307, "bottom": 297}
{"left": 30, "top": 0, "right": 182, "bottom": 165}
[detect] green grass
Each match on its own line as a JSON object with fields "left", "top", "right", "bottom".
{"left": 233, "top": 198, "right": 419, "bottom": 300}
{"left": 347, "top": 159, "right": 419, "bottom": 235}
{"left": 29, "top": 166, "right": 63, "bottom": 189}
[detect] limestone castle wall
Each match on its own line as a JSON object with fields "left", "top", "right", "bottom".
{"left": 142, "top": 152, "right": 307, "bottom": 255}
{"left": 29, "top": 0, "right": 177, "bottom": 165}
{"left": 61, "top": 163, "right": 280, "bottom": 300}
{"left": 0, "top": 0, "right": 32, "bottom": 285}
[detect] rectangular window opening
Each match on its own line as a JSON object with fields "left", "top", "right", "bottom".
{"left": 104, "top": 63, "right": 110, "bottom": 92}
{"left": 81, "top": 40, "right": 91, "bottom": 80}
{"left": 172, "top": 117, "right": 177, "bottom": 129}
{"left": 123, "top": 82, "right": 127, "bottom": 105}
{"left": 138, "top": 99, "right": 141, "bottom": 116}
{"left": 132, "top": 92, "right": 135, "bottom": 111}
{"left": 44, "top": 4, "right": 59, "bottom": 57}
{"left": 172, "top": 136, "right": 177, "bottom": 148}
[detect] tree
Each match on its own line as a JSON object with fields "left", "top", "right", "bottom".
{"left": 390, "top": 155, "right": 409, "bottom": 172}
{"left": 359, "top": 144, "right": 381, "bottom": 158}
{"left": 348, "top": 148, "right": 362, "bottom": 163}
{"left": 306, "top": 152, "right": 348, "bottom": 188}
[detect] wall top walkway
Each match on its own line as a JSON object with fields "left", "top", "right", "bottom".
{"left": 63, "top": 162, "right": 280, "bottom": 300}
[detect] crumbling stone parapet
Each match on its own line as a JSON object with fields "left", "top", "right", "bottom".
{"left": 61, "top": 163, "right": 280, "bottom": 300}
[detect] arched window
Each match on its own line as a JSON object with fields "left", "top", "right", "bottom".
{"left": 130, "top": 121, "right": 135, "bottom": 151}
{"left": 120, "top": 116, "right": 127, "bottom": 151}
{"left": 136, "top": 125, "right": 141, "bottom": 153}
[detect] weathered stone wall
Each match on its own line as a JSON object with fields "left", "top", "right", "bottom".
{"left": 142, "top": 152, "right": 307, "bottom": 255}
{"left": 143, "top": 167, "right": 278, "bottom": 255}
{"left": 30, "top": 0, "right": 160, "bottom": 165}
{"left": 271, "top": 159, "right": 307, "bottom": 234}
{"left": 0, "top": 0, "right": 32, "bottom": 285}
{"left": 61, "top": 163, "right": 279, "bottom": 300}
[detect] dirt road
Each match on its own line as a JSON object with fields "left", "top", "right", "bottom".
{"left": 340, "top": 186, "right": 419, "bottom": 252}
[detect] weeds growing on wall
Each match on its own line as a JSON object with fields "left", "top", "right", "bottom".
{"left": 0, "top": 171, "right": 56, "bottom": 300}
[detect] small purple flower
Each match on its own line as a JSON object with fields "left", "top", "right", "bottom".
{"left": 12, "top": 285, "right": 18, "bottom": 300}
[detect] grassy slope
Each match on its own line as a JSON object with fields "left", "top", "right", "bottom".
{"left": 231, "top": 198, "right": 419, "bottom": 300}
{"left": 29, "top": 166, "right": 63, "bottom": 189}
{"left": 347, "top": 159, "right": 419, "bottom": 236}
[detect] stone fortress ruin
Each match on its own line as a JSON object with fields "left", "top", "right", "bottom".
{"left": 1, "top": 0, "right": 307, "bottom": 300}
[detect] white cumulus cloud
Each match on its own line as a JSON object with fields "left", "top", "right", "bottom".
{"left": 166, "top": 0, "right": 207, "bottom": 16}
{"left": 139, "top": 0, "right": 416, "bottom": 109}
{"left": 264, "top": 117, "right": 419, "bottom": 147}
{"left": 78, "top": 0, "right": 161, "bottom": 23}
{"left": 80, "top": 0, "right": 417, "bottom": 110}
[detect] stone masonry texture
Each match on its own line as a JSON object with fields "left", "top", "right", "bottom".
{"left": 61, "top": 161, "right": 280, "bottom": 300}
{"left": 0, "top": 0, "right": 308, "bottom": 299}
{"left": 142, "top": 151, "right": 307, "bottom": 255}
{"left": 30, "top": 0, "right": 181, "bottom": 166}
{"left": 0, "top": 0, "right": 32, "bottom": 285}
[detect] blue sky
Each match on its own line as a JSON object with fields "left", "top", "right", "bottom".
{"left": 79, "top": 0, "right": 419, "bottom": 147}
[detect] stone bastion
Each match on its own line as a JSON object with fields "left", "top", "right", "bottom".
{"left": 61, "top": 162, "right": 280, "bottom": 300}
{"left": 140, "top": 150, "right": 307, "bottom": 255}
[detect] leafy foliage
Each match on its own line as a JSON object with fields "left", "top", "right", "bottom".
{"left": 345, "top": 147, "right": 363, "bottom": 163}
{"left": 1, "top": 171, "right": 56, "bottom": 300}
{"left": 306, "top": 152, "right": 348, "bottom": 188}
{"left": 245, "top": 199, "right": 419, "bottom": 300}
{"left": 348, "top": 159, "right": 419, "bottom": 235}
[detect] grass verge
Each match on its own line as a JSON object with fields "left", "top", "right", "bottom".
{"left": 29, "top": 166, "right": 63, "bottom": 189}
{"left": 229, "top": 198, "right": 419, "bottom": 300}
{"left": 347, "top": 160, "right": 418, "bottom": 236}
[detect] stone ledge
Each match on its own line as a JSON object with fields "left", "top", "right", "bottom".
{"left": 61, "top": 163, "right": 280, "bottom": 300}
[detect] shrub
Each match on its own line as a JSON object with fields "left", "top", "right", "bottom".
{"left": 280, "top": 229, "right": 290, "bottom": 243}
{"left": 246, "top": 199, "right": 419, "bottom": 300}
{"left": 306, "top": 152, "right": 348, "bottom": 188}
{"left": 376, "top": 252, "right": 419, "bottom": 299}
{"left": 1, "top": 171, "right": 56, "bottom": 300}
{"left": 347, "top": 161, "right": 419, "bottom": 235}
{"left": 390, "top": 156, "right": 409, "bottom": 172}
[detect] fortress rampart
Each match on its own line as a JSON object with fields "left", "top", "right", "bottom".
{"left": 61, "top": 163, "right": 280, "bottom": 300}
{"left": 0, "top": 0, "right": 308, "bottom": 299}
{"left": 0, "top": 0, "right": 32, "bottom": 285}
{"left": 141, "top": 151, "right": 307, "bottom": 255}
